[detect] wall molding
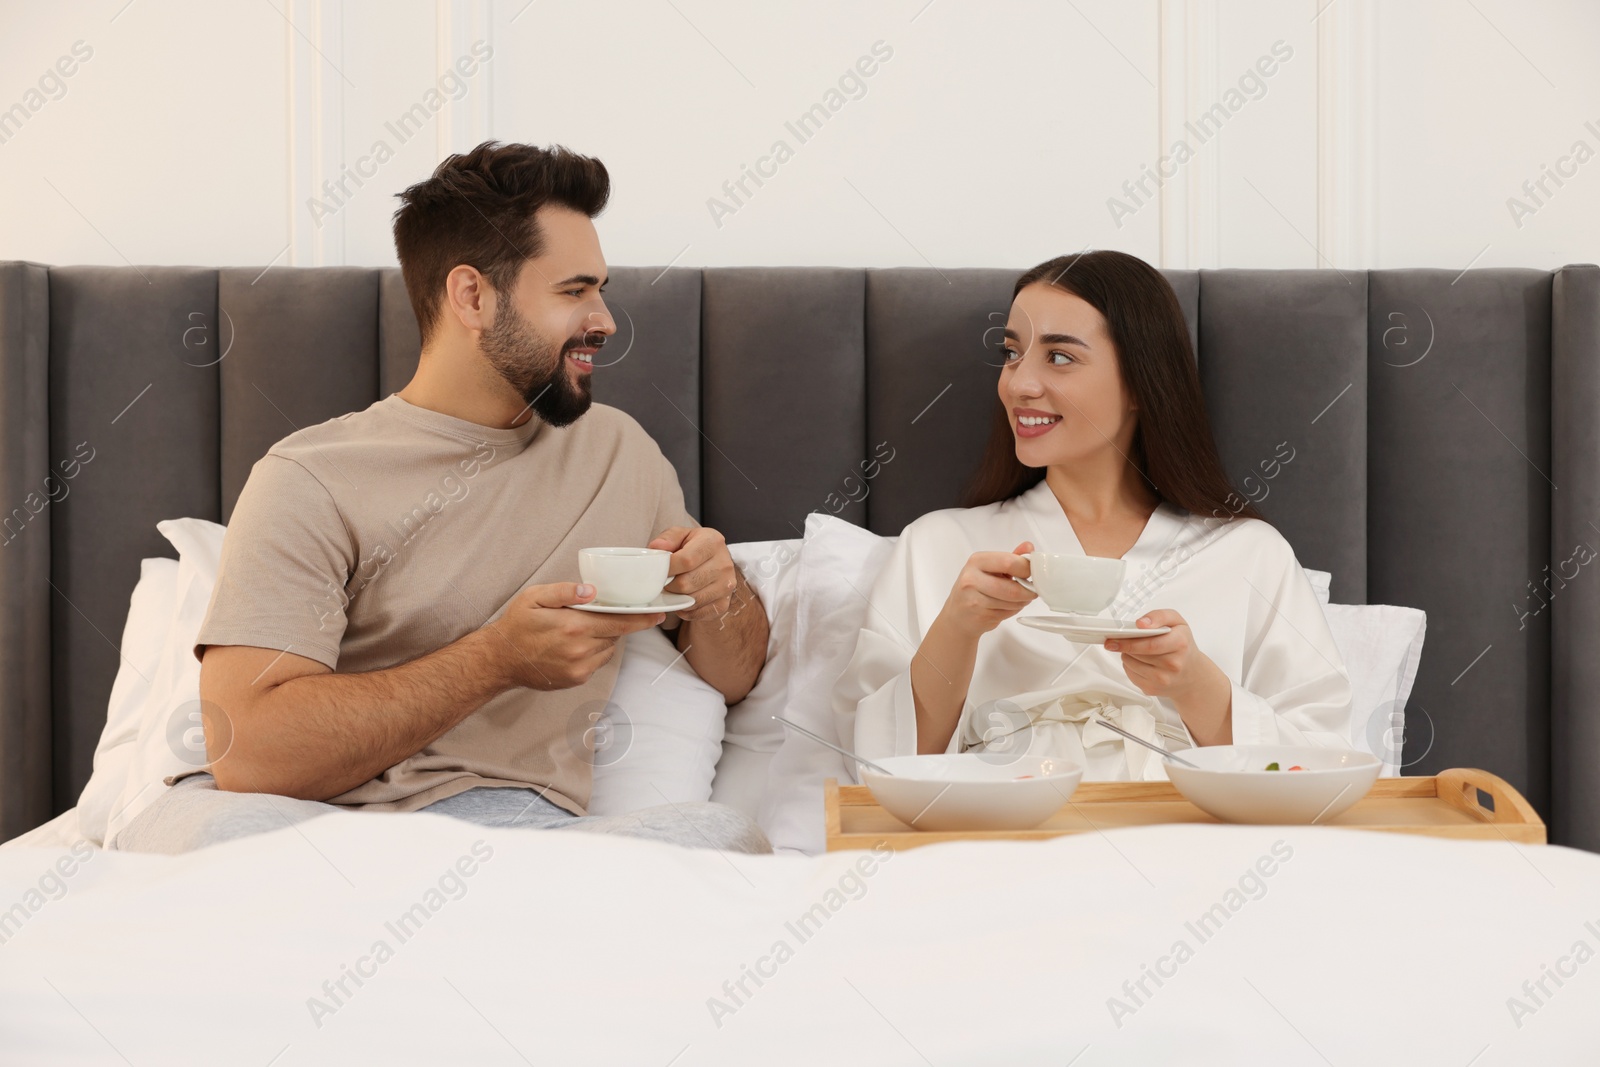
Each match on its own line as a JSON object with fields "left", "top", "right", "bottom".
{"left": 1316, "top": 0, "right": 1377, "bottom": 269}
{"left": 287, "top": 0, "right": 346, "bottom": 267}
{"left": 436, "top": 0, "right": 494, "bottom": 161}
{"left": 1157, "top": 0, "right": 1221, "bottom": 270}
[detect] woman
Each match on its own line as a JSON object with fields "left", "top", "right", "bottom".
{"left": 841, "top": 250, "right": 1354, "bottom": 779}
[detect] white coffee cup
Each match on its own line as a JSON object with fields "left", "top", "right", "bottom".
{"left": 1015, "top": 552, "right": 1126, "bottom": 615}
{"left": 578, "top": 547, "right": 672, "bottom": 606}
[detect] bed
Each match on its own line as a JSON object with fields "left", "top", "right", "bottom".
{"left": 5, "top": 812, "right": 1598, "bottom": 1062}
{"left": 1, "top": 259, "right": 1597, "bottom": 1059}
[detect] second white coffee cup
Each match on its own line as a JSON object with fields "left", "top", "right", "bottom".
{"left": 578, "top": 547, "right": 672, "bottom": 606}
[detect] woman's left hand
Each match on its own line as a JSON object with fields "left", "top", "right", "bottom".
{"left": 1103, "top": 609, "right": 1217, "bottom": 702}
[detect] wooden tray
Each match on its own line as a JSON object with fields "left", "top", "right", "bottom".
{"left": 824, "top": 768, "right": 1546, "bottom": 852}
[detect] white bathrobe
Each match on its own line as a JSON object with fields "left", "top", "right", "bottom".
{"left": 840, "top": 479, "right": 1356, "bottom": 781}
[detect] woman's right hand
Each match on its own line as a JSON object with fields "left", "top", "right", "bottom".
{"left": 936, "top": 541, "right": 1038, "bottom": 639}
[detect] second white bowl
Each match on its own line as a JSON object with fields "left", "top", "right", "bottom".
{"left": 1165, "top": 744, "right": 1381, "bottom": 824}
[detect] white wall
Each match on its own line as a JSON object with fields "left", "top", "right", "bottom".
{"left": 1, "top": 0, "right": 1595, "bottom": 272}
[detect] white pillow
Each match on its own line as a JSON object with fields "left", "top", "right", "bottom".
{"left": 585, "top": 625, "right": 727, "bottom": 815}
{"left": 72, "top": 556, "right": 177, "bottom": 847}
{"left": 1323, "top": 603, "right": 1427, "bottom": 777}
{"left": 1297, "top": 565, "right": 1427, "bottom": 777}
{"left": 103, "top": 518, "right": 227, "bottom": 848}
{"left": 0, "top": 807, "right": 84, "bottom": 851}
{"left": 759, "top": 514, "right": 896, "bottom": 854}
{"left": 1304, "top": 567, "right": 1332, "bottom": 604}
{"left": 707, "top": 538, "right": 803, "bottom": 822}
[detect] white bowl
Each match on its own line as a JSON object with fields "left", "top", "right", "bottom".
{"left": 1164, "top": 745, "right": 1381, "bottom": 824}
{"left": 860, "top": 754, "right": 1083, "bottom": 832}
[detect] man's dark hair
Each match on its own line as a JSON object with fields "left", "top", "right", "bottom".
{"left": 392, "top": 140, "right": 610, "bottom": 344}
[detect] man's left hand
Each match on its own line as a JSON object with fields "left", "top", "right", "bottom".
{"left": 648, "top": 526, "right": 739, "bottom": 623}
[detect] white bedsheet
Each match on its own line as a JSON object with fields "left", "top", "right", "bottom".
{"left": 0, "top": 813, "right": 1591, "bottom": 1064}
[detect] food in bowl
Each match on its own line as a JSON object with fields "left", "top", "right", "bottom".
{"left": 860, "top": 753, "right": 1083, "bottom": 832}
{"left": 1165, "top": 745, "right": 1380, "bottom": 824}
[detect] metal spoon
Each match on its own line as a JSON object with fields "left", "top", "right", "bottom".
{"left": 1091, "top": 716, "right": 1201, "bottom": 769}
{"left": 772, "top": 715, "right": 897, "bottom": 777}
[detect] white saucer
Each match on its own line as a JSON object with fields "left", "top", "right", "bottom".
{"left": 570, "top": 592, "right": 696, "bottom": 614}
{"left": 1017, "top": 614, "right": 1171, "bottom": 643}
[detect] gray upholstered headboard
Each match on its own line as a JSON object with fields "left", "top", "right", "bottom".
{"left": 2, "top": 261, "right": 1598, "bottom": 849}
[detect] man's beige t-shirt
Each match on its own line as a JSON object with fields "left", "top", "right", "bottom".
{"left": 181, "top": 393, "right": 697, "bottom": 815}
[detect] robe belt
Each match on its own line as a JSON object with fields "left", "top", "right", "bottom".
{"left": 963, "top": 692, "right": 1172, "bottom": 780}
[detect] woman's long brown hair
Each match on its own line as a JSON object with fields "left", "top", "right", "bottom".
{"left": 960, "top": 250, "right": 1267, "bottom": 525}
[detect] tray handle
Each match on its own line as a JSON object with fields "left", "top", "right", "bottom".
{"left": 1435, "top": 768, "right": 1542, "bottom": 827}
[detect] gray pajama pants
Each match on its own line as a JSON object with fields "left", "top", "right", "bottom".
{"left": 111, "top": 772, "right": 771, "bottom": 855}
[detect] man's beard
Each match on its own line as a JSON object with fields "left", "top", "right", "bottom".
{"left": 479, "top": 302, "right": 593, "bottom": 428}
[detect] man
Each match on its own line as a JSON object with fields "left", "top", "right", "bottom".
{"left": 114, "top": 141, "right": 771, "bottom": 854}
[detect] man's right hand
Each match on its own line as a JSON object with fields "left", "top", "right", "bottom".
{"left": 487, "top": 582, "right": 666, "bottom": 691}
